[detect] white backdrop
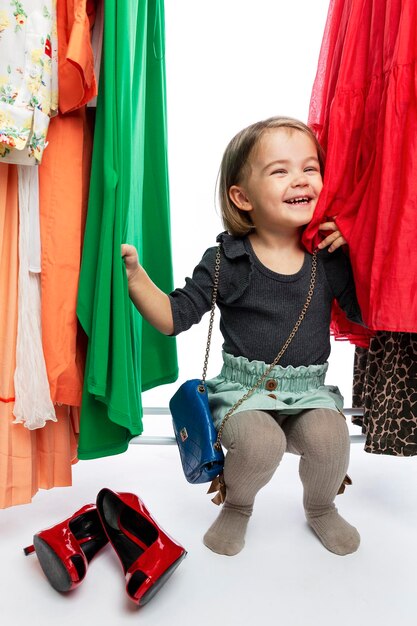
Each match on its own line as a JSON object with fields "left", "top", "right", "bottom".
{"left": 142, "top": 0, "right": 357, "bottom": 425}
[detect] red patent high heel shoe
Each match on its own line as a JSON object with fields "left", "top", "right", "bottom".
{"left": 96, "top": 488, "right": 187, "bottom": 606}
{"left": 24, "top": 503, "right": 109, "bottom": 592}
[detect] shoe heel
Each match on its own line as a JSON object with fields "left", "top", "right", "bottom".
{"left": 33, "top": 535, "right": 76, "bottom": 592}
{"left": 24, "top": 504, "right": 108, "bottom": 592}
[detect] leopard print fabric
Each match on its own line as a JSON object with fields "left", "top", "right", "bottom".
{"left": 352, "top": 332, "right": 417, "bottom": 456}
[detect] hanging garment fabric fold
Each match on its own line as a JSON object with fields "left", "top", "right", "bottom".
{"left": 76, "top": 0, "right": 178, "bottom": 460}
{"left": 38, "top": 109, "right": 92, "bottom": 407}
{"left": 38, "top": 0, "right": 98, "bottom": 407}
{"left": 57, "top": 0, "right": 97, "bottom": 113}
{"left": 87, "top": 0, "right": 104, "bottom": 109}
{"left": 302, "top": 0, "right": 417, "bottom": 340}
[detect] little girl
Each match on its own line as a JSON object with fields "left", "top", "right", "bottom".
{"left": 122, "top": 116, "right": 363, "bottom": 557}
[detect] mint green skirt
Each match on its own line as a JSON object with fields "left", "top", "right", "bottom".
{"left": 206, "top": 352, "right": 344, "bottom": 430}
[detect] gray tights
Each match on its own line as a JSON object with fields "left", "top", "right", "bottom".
{"left": 203, "top": 408, "right": 360, "bottom": 556}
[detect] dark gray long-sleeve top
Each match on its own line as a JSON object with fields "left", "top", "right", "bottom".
{"left": 168, "top": 231, "right": 363, "bottom": 367}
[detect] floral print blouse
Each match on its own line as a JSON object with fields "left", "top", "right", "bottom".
{"left": 0, "top": 0, "right": 58, "bottom": 164}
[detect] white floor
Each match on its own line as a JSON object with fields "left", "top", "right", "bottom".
{"left": 1, "top": 416, "right": 417, "bottom": 626}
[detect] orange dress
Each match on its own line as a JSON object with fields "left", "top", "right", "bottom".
{"left": 0, "top": 165, "right": 78, "bottom": 509}
{"left": 39, "top": 0, "right": 96, "bottom": 407}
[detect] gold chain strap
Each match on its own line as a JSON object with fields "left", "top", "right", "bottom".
{"left": 199, "top": 245, "right": 221, "bottom": 390}
{"left": 199, "top": 245, "right": 318, "bottom": 452}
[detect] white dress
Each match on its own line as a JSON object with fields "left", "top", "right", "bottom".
{"left": 13, "top": 164, "right": 56, "bottom": 429}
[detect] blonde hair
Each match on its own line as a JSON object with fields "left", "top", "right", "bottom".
{"left": 217, "top": 116, "right": 325, "bottom": 236}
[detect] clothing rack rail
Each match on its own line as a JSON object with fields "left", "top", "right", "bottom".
{"left": 130, "top": 407, "right": 366, "bottom": 445}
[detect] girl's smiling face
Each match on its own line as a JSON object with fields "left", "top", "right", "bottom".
{"left": 229, "top": 127, "right": 323, "bottom": 234}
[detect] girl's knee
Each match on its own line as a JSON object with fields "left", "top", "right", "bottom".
{"left": 286, "top": 409, "right": 349, "bottom": 459}
{"left": 223, "top": 410, "right": 286, "bottom": 465}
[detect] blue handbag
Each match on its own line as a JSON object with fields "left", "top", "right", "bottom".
{"left": 170, "top": 379, "right": 224, "bottom": 484}
{"left": 169, "top": 245, "right": 224, "bottom": 484}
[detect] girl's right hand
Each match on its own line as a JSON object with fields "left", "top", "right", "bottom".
{"left": 121, "top": 243, "right": 174, "bottom": 334}
{"left": 121, "top": 244, "right": 140, "bottom": 282}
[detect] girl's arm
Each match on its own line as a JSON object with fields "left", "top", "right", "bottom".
{"left": 320, "top": 247, "right": 365, "bottom": 326}
{"left": 121, "top": 244, "right": 174, "bottom": 335}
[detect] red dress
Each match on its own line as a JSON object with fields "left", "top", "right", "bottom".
{"left": 303, "top": 0, "right": 417, "bottom": 344}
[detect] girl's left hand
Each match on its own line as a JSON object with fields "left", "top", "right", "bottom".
{"left": 121, "top": 243, "right": 141, "bottom": 282}
{"left": 317, "top": 218, "right": 347, "bottom": 253}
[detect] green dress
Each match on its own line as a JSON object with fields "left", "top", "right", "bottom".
{"left": 76, "top": 0, "right": 178, "bottom": 459}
